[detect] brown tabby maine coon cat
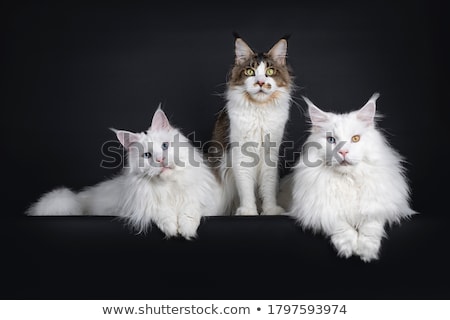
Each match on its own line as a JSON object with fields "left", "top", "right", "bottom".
{"left": 209, "top": 34, "right": 294, "bottom": 216}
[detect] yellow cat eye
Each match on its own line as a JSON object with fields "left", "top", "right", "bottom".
{"left": 244, "top": 68, "right": 255, "bottom": 76}
{"left": 266, "top": 68, "right": 275, "bottom": 76}
{"left": 351, "top": 135, "right": 361, "bottom": 143}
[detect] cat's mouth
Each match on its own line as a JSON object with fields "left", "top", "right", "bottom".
{"left": 246, "top": 89, "right": 277, "bottom": 104}
{"left": 339, "top": 160, "right": 351, "bottom": 166}
{"left": 257, "top": 86, "right": 272, "bottom": 94}
{"left": 160, "top": 165, "right": 174, "bottom": 173}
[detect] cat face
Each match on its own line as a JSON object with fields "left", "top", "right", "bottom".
{"left": 114, "top": 108, "right": 190, "bottom": 179}
{"left": 304, "top": 94, "right": 379, "bottom": 172}
{"left": 229, "top": 36, "right": 292, "bottom": 103}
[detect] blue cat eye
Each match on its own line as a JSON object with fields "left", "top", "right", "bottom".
{"left": 142, "top": 152, "right": 152, "bottom": 159}
{"left": 161, "top": 142, "right": 169, "bottom": 150}
{"left": 327, "top": 136, "right": 336, "bottom": 144}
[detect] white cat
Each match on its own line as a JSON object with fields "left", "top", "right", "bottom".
{"left": 27, "top": 107, "right": 226, "bottom": 239}
{"left": 279, "top": 93, "right": 416, "bottom": 261}
{"left": 211, "top": 34, "right": 293, "bottom": 216}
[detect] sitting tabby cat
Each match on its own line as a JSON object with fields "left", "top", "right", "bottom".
{"left": 210, "top": 33, "right": 294, "bottom": 216}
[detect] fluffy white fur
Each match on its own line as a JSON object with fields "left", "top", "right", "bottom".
{"left": 220, "top": 38, "right": 292, "bottom": 216}
{"left": 28, "top": 107, "right": 226, "bottom": 239}
{"left": 279, "top": 93, "right": 416, "bottom": 261}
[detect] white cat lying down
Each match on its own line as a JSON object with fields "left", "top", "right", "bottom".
{"left": 279, "top": 93, "right": 416, "bottom": 262}
{"left": 28, "top": 107, "right": 228, "bottom": 239}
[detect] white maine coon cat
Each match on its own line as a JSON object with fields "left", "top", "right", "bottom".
{"left": 210, "top": 34, "right": 293, "bottom": 216}
{"left": 279, "top": 93, "right": 416, "bottom": 261}
{"left": 28, "top": 107, "right": 226, "bottom": 239}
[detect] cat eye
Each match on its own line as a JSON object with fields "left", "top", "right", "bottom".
{"left": 142, "top": 152, "right": 152, "bottom": 159}
{"left": 265, "top": 68, "right": 275, "bottom": 76}
{"left": 351, "top": 135, "right": 361, "bottom": 143}
{"left": 161, "top": 142, "right": 169, "bottom": 150}
{"left": 244, "top": 68, "right": 255, "bottom": 76}
{"left": 327, "top": 136, "right": 336, "bottom": 144}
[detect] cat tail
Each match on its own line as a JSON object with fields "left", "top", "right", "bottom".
{"left": 26, "top": 187, "right": 83, "bottom": 216}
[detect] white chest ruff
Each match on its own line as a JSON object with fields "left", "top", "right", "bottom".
{"left": 226, "top": 97, "right": 290, "bottom": 147}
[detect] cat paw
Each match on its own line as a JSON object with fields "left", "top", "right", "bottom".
{"left": 356, "top": 235, "right": 381, "bottom": 262}
{"left": 178, "top": 214, "right": 201, "bottom": 240}
{"left": 156, "top": 220, "right": 179, "bottom": 239}
{"left": 330, "top": 229, "right": 358, "bottom": 259}
{"left": 261, "top": 205, "right": 286, "bottom": 216}
{"left": 235, "top": 207, "right": 258, "bottom": 216}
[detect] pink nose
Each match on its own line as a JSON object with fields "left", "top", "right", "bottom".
{"left": 257, "top": 80, "right": 265, "bottom": 86}
{"left": 155, "top": 156, "right": 165, "bottom": 163}
{"left": 338, "top": 150, "right": 348, "bottom": 157}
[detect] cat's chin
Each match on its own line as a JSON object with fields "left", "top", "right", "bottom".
{"left": 340, "top": 160, "right": 351, "bottom": 166}
{"left": 158, "top": 165, "right": 184, "bottom": 179}
{"left": 158, "top": 167, "right": 175, "bottom": 178}
{"left": 332, "top": 161, "right": 359, "bottom": 173}
{"left": 246, "top": 90, "right": 278, "bottom": 104}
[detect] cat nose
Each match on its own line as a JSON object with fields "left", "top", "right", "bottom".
{"left": 155, "top": 156, "right": 165, "bottom": 163}
{"left": 257, "top": 80, "right": 265, "bottom": 86}
{"left": 339, "top": 150, "right": 349, "bottom": 157}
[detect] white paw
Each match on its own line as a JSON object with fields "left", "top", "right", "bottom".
{"left": 261, "top": 205, "right": 286, "bottom": 216}
{"left": 235, "top": 206, "right": 258, "bottom": 216}
{"left": 356, "top": 235, "right": 381, "bottom": 262}
{"left": 330, "top": 229, "right": 358, "bottom": 259}
{"left": 178, "top": 214, "right": 201, "bottom": 240}
{"left": 156, "top": 219, "right": 178, "bottom": 238}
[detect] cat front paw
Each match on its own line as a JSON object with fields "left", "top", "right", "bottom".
{"left": 178, "top": 214, "right": 201, "bottom": 240}
{"left": 330, "top": 229, "right": 358, "bottom": 259}
{"left": 156, "top": 219, "right": 178, "bottom": 239}
{"left": 261, "top": 205, "right": 286, "bottom": 216}
{"left": 235, "top": 206, "right": 258, "bottom": 216}
{"left": 356, "top": 235, "right": 381, "bottom": 262}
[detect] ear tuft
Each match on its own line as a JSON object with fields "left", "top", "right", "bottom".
{"left": 281, "top": 33, "right": 291, "bottom": 41}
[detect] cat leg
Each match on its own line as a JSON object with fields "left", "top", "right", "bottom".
{"left": 233, "top": 166, "right": 258, "bottom": 216}
{"left": 259, "top": 164, "right": 285, "bottom": 215}
{"left": 329, "top": 221, "right": 359, "bottom": 259}
{"left": 178, "top": 204, "right": 202, "bottom": 240}
{"left": 356, "top": 219, "right": 385, "bottom": 262}
{"left": 153, "top": 211, "right": 179, "bottom": 238}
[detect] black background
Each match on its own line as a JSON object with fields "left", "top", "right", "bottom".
{"left": 2, "top": 0, "right": 449, "bottom": 299}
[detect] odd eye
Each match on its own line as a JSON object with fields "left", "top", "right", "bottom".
{"left": 265, "top": 67, "right": 275, "bottom": 76}
{"left": 327, "top": 136, "right": 336, "bottom": 144}
{"left": 244, "top": 68, "right": 255, "bottom": 76}
{"left": 351, "top": 135, "right": 361, "bottom": 143}
{"left": 161, "top": 142, "right": 169, "bottom": 150}
{"left": 142, "top": 152, "right": 152, "bottom": 159}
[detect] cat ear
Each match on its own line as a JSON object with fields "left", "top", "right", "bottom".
{"left": 268, "top": 38, "right": 288, "bottom": 65}
{"left": 303, "top": 96, "right": 329, "bottom": 127}
{"left": 150, "top": 106, "right": 172, "bottom": 131}
{"left": 235, "top": 37, "right": 254, "bottom": 64}
{"left": 111, "top": 128, "right": 141, "bottom": 150}
{"left": 357, "top": 93, "right": 379, "bottom": 126}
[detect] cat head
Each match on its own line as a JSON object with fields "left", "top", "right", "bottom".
{"left": 113, "top": 107, "right": 192, "bottom": 179}
{"left": 303, "top": 93, "right": 381, "bottom": 172}
{"left": 228, "top": 34, "right": 293, "bottom": 104}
